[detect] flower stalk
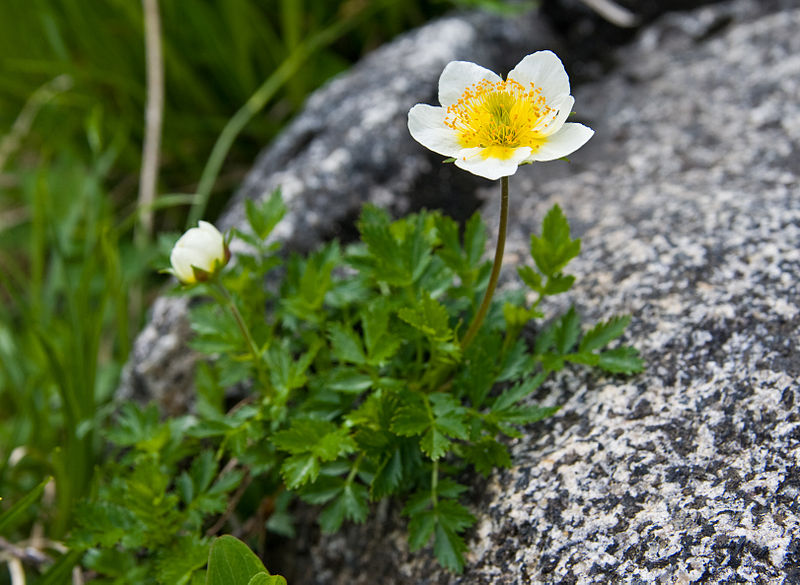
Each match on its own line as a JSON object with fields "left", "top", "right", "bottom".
{"left": 460, "top": 175, "right": 509, "bottom": 350}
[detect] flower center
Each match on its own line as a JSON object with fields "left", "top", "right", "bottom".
{"left": 445, "top": 78, "right": 554, "bottom": 158}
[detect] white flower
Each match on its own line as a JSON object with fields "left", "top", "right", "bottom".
{"left": 169, "top": 221, "right": 229, "bottom": 284}
{"left": 408, "top": 51, "right": 594, "bottom": 180}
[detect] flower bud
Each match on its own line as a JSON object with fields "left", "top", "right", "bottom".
{"left": 169, "top": 221, "right": 229, "bottom": 284}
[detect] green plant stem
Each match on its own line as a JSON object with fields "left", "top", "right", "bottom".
{"left": 460, "top": 176, "right": 509, "bottom": 350}
{"left": 431, "top": 459, "right": 439, "bottom": 507}
{"left": 213, "top": 282, "right": 272, "bottom": 395}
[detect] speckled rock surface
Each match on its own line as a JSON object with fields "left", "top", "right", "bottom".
{"left": 286, "top": 0, "right": 800, "bottom": 583}
{"left": 118, "top": 8, "right": 558, "bottom": 408}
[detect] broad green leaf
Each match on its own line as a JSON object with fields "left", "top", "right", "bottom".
{"left": 248, "top": 573, "right": 287, "bottom": 585}
{"left": 206, "top": 535, "right": 267, "bottom": 585}
{"left": 273, "top": 419, "right": 338, "bottom": 454}
{"left": 579, "top": 315, "right": 632, "bottom": 352}
{"left": 325, "top": 368, "right": 373, "bottom": 393}
{"left": 463, "top": 212, "right": 487, "bottom": 267}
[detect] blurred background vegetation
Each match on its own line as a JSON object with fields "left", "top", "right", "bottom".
{"left": 0, "top": 0, "right": 527, "bottom": 581}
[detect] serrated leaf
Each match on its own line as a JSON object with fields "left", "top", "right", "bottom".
{"left": 421, "top": 427, "right": 451, "bottom": 460}
{"left": 579, "top": 315, "right": 632, "bottom": 352}
{"left": 245, "top": 190, "right": 286, "bottom": 240}
{"left": 597, "top": 346, "right": 644, "bottom": 374}
{"left": 156, "top": 534, "right": 208, "bottom": 585}
{"left": 280, "top": 454, "right": 320, "bottom": 489}
{"left": 430, "top": 394, "right": 469, "bottom": 441}
{"left": 463, "top": 212, "right": 487, "bottom": 267}
{"left": 370, "top": 448, "right": 403, "bottom": 499}
{"left": 492, "top": 371, "right": 548, "bottom": 412}
{"left": 273, "top": 419, "right": 338, "bottom": 454}
{"left": 397, "top": 293, "right": 452, "bottom": 342}
{"left": 544, "top": 274, "right": 575, "bottom": 295}
{"left": 436, "top": 499, "right": 476, "bottom": 532}
{"left": 392, "top": 399, "right": 429, "bottom": 437}
{"left": 553, "top": 306, "right": 581, "bottom": 355}
{"left": 496, "top": 404, "right": 560, "bottom": 425}
{"left": 341, "top": 483, "right": 369, "bottom": 524}
{"left": 517, "top": 265, "right": 542, "bottom": 292}
{"left": 463, "top": 440, "right": 512, "bottom": 476}
{"left": 530, "top": 204, "right": 581, "bottom": 276}
{"left": 433, "top": 523, "right": 468, "bottom": 573}
{"left": 327, "top": 323, "right": 367, "bottom": 365}
{"left": 408, "top": 508, "right": 437, "bottom": 552}
{"left": 206, "top": 535, "right": 268, "bottom": 585}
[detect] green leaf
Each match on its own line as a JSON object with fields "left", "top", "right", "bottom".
{"left": 370, "top": 448, "right": 404, "bottom": 499}
{"left": 408, "top": 508, "right": 436, "bottom": 551}
{"left": 156, "top": 534, "right": 209, "bottom": 585}
{"left": 579, "top": 315, "right": 632, "bottom": 352}
{"left": 248, "top": 573, "right": 287, "bottom": 585}
{"left": 325, "top": 368, "right": 373, "bottom": 393}
{"left": 463, "top": 439, "right": 512, "bottom": 476}
{"left": 0, "top": 476, "right": 50, "bottom": 533}
{"left": 245, "top": 190, "right": 286, "bottom": 240}
{"left": 463, "top": 212, "right": 487, "bottom": 268}
{"left": 529, "top": 204, "right": 581, "bottom": 277}
{"left": 429, "top": 394, "right": 469, "bottom": 441}
{"left": 433, "top": 522, "right": 468, "bottom": 573}
{"left": 327, "top": 323, "right": 367, "bottom": 365}
{"left": 597, "top": 346, "right": 644, "bottom": 374}
{"left": 553, "top": 306, "right": 581, "bottom": 355}
{"left": 280, "top": 453, "right": 320, "bottom": 489}
{"left": 544, "top": 274, "right": 575, "bottom": 295}
{"left": 206, "top": 535, "right": 267, "bottom": 585}
{"left": 420, "top": 427, "right": 451, "bottom": 460}
{"left": 397, "top": 293, "right": 452, "bottom": 342}
{"left": 492, "top": 371, "right": 548, "bottom": 412}
{"left": 392, "top": 398, "right": 429, "bottom": 437}
{"left": 517, "top": 265, "right": 542, "bottom": 292}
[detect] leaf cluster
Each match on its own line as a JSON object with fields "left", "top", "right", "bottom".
{"left": 73, "top": 193, "right": 641, "bottom": 578}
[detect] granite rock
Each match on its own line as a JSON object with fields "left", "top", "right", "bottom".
{"left": 120, "top": 0, "right": 800, "bottom": 581}
{"left": 287, "top": 0, "right": 800, "bottom": 582}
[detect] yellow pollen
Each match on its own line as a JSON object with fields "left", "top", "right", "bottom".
{"left": 445, "top": 78, "right": 554, "bottom": 159}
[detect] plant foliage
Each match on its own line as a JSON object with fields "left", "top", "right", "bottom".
{"left": 70, "top": 191, "right": 641, "bottom": 579}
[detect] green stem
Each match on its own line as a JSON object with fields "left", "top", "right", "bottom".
{"left": 431, "top": 459, "right": 439, "bottom": 507}
{"left": 460, "top": 176, "right": 509, "bottom": 351}
{"left": 213, "top": 282, "right": 272, "bottom": 395}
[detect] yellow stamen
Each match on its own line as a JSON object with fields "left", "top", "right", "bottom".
{"left": 445, "top": 78, "right": 554, "bottom": 160}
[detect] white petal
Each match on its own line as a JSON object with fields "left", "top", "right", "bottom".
{"left": 408, "top": 104, "right": 462, "bottom": 157}
{"left": 454, "top": 147, "right": 532, "bottom": 180}
{"left": 438, "top": 60, "right": 501, "bottom": 108}
{"left": 508, "top": 51, "right": 570, "bottom": 105}
{"left": 170, "top": 246, "right": 200, "bottom": 283}
{"left": 528, "top": 123, "right": 594, "bottom": 162}
{"left": 198, "top": 221, "right": 224, "bottom": 252}
{"left": 535, "top": 94, "right": 574, "bottom": 137}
